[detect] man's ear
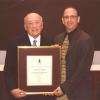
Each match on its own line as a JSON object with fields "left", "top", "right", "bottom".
{"left": 78, "top": 16, "right": 80, "bottom": 23}
{"left": 24, "top": 24, "right": 27, "bottom": 31}
{"left": 62, "top": 17, "right": 64, "bottom": 25}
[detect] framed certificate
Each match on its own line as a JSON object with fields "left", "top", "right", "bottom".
{"left": 17, "top": 46, "right": 61, "bottom": 94}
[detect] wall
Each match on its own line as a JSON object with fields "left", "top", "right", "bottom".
{"left": 0, "top": 0, "right": 100, "bottom": 50}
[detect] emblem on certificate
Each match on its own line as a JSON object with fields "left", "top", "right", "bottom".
{"left": 17, "top": 46, "right": 61, "bottom": 94}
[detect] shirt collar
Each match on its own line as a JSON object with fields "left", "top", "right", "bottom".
{"left": 67, "top": 27, "right": 79, "bottom": 42}
{"left": 28, "top": 34, "right": 41, "bottom": 46}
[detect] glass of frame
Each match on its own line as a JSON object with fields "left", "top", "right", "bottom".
{"left": 17, "top": 46, "right": 61, "bottom": 95}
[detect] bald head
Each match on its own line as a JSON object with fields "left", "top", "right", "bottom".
{"left": 24, "top": 12, "right": 43, "bottom": 38}
{"left": 24, "top": 12, "right": 43, "bottom": 24}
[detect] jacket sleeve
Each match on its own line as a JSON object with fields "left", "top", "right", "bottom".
{"left": 4, "top": 40, "right": 18, "bottom": 91}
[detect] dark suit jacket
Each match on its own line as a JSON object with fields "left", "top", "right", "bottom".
{"left": 4, "top": 33, "right": 55, "bottom": 100}
{"left": 55, "top": 28, "right": 94, "bottom": 100}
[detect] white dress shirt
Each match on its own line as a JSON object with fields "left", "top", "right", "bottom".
{"left": 28, "top": 34, "right": 41, "bottom": 46}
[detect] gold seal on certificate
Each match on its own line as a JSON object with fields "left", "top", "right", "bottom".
{"left": 17, "top": 46, "right": 61, "bottom": 94}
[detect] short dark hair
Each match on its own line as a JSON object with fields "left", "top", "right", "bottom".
{"left": 63, "top": 5, "right": 80, "bottom": 16}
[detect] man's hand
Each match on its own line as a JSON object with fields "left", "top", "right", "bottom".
{"left": 43, "top": 86, "right": 64, "bottom": 97}
{"left": 10, "top": 88, "right": 27, "bottom": 98}
{"left": 53, "top": 86, "right": 64, "bottom": 96}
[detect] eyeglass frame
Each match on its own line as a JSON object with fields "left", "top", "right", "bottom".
{"left": 62, "top": 15, "right": 79, "bottom": 20}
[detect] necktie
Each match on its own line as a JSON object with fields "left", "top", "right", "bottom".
{"left": 61, "top": 35, "right": 69, "bottom": 83}
{"left": 33, "top": 40, "right": 37, "bottom": 46}
{"left": 56, "top": 35, "right": 69, "bottom": 100}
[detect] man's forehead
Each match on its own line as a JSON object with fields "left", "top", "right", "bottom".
{"left": 64, "top": 8, "right": 78, "bottom": 15}
{"left": 24, "top": 13, "right": 42, "bottom": 21}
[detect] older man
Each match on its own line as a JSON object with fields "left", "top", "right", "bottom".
{"left": 4, "top": 12, "right": 56, "bottom": 100}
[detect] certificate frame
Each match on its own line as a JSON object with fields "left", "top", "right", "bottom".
{"left": 17, "top": 46, "right": 61, "bottom": 94}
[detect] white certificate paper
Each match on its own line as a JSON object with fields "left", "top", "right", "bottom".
{"left": 27, "top": 56, "right": 52, "bottom": 86}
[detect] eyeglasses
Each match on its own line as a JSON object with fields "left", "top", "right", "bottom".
{"left": 63, "top": 15, "right": 78, "bottom": 20}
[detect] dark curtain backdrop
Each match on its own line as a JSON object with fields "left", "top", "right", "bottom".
{"left": 0, "top": 0, "right": 100, "bottom": 50}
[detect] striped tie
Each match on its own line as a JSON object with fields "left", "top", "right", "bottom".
{"left": 33, "top": 40, "right": 37, "bottom": 46}
{"left": 56, "top": 35, "right": 69, "bottom": 100}
{"left": 61, "top": 35, "right": 69, "bottom": 83}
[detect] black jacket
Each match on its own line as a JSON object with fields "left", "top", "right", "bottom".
{"left": 4, "top": 33, "right": 55, "bottom": 100}
{"left": 55, "top": 28, "right": 94, "bottom": 100}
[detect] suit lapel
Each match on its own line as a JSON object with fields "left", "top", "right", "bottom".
{"left": 40, "top": 35, "right": 48, "bottom": 46}
{"left": 56, "top": 32, "right": 67, "bottom": 45}
{"left": 23, "top": 34, "right": 31, "bottom": 46}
